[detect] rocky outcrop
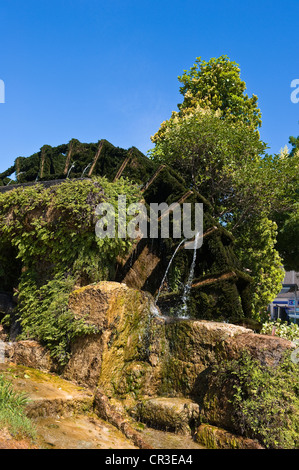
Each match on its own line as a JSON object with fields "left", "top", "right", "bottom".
{"left": 94, "top": 389, "right": 153, "bottom": 449}
{"left": 5, "top": 340, "right": 55, "bottom": 372}
{"left": 221, "top": 332, "right": 295, "bottom": 366}
{"left": 131, "top": 397, "right": 200, "bottom": 435}
{"left": 64, "top": 282, "right": 166, "bottom": 393}
{"left": 0, "top": 325, "right": 7, "bottom": 341}
{"left": 2, "top": 281, "right": 296, "bottom": 449}
{"left": 5, "top": 282, "right": 294, "bottom": 399}
{"left": 64, "top": 282, "right": 256, "bottom": 397}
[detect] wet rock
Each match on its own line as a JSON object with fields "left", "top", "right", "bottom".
{"left": 94, "top": 388, "right": 153, "bottom": 449}
{"left": 221, "top": 332, "right": 295, "bottom": 366}
{"left": 0, "top": 428, "right": 38, "bottom": 449}
{"left": 62, "top": 333, "right": 105, "bottom": 388}
{"left": 0, "top": 325, "right": 8, "bottom": 341}
{"left": 132, "top": 397, "right": 200, "bottom": 435}
{"left": 67, "top": 281, "right": 166, "bottom": 395}
{"left": 160, "top": 319, "right": 251, "bottom": 396}
{"left": 0, "top": 363, "right": 93, "bottom": 419}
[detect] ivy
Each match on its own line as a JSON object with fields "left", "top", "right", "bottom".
{"left": 0, "top": 177, "right": 142, "bottom": 364}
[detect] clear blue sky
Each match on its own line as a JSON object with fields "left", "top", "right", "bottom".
{"left": 0, "top": 0, "right": 298, "bottom": 173}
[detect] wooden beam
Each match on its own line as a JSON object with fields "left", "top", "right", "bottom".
{"left": 182, "top": 226, "right": 218, "bottom": 250}
{"left": 88, "top": 140, "right": 104, "bottom": 177}
{"left": 158, "top": 190, "right": 193, "bottom": 222}
{"left": 113, "top": 150, "right": 133, "bottom": 182}
{"left": 40, "top": 148, "right": 46, "bottom": 179}
{"left": 191, "top": 271, "right": 237, "bottom": 289}
{"left": 141, "top": 165, "right": 166, "bottom": 192}
{"left": 63, "top": 141, "right": 74, "bottom": 176}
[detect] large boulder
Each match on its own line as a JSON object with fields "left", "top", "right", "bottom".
{"left": 2, "top": 281, "right": 296, "bottom": 448}
{"left": 4, "top": 282, "right": 294, "bottom": 401}
{"left": 64, "top": 282, "right": 166, "bottom": 393}
{"left": 221, "top": 331, "right": 295, "bottom": 367}
{"left": 63, "top": 282, "right": 294, "bottom": 399}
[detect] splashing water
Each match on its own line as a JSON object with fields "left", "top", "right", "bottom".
{"left": 155, "top": 238, "right": 187, "bottom": 303}
{"left": 178, "top": 232, "right": 201, "bottom": 318}
{"left": 67, "top": 163, "right": 75, "bottom": 179}
{"left": 81, "top": 162, "right": 92, "bottom": 178}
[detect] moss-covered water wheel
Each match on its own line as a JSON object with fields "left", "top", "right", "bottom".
{"left": 0, "top": 139, "right": 253, "bottom": 324}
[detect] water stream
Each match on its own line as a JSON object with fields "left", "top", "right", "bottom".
{"left": 67, "top": 163, "right": 75, "bottom": 179}
{"left": 81, "top": 162, "right": 92, "bottom": 178}
{"left": 177, "top": 232, "right": 200, "bottom": 319}
{"left": 155, "top": 238, "right": 187, "bottom": 303}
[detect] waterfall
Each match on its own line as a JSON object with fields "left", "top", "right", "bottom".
{"left": 81, "top": 162, "right": 92, "bottom": 178}
{"left": 178, "top": 231, "right": 200, "bottom": 318}
{"left": 67, "top": 163, "right": 75, "bottom": 179}
{"left": 155, "top": 238, "right": 187, "bottom": 303}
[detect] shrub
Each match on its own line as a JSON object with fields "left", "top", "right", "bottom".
{"left": 261, "top": 319, "right": 299, "bottom": 342}
{"left": 205, "top": 352, "right": 299, "bottom": 449}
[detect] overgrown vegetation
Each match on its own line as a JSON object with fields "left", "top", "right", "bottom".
{"left": 261, "top": 319, "right": 299, "bottom": 342}
{"left": 204, "top": 352, "right": 299, "bottom": 449}
{"left": 150, "top": 55, "right": 299, "bottom": 318}
{"left": 0, "top": 375, "right": 36, "bottom": 440}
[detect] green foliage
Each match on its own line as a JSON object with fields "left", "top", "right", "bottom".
{"left": 150, "top": 108, "right": 265, "bottom": 222}
{"left": 289, "top": 135, "right": 299, "bottom": 157}
{"left": 150, "top": 55, "right": 298, "bottom": 317}
{"left": 0, "top": 375, "right": 36, "bottom": 440}
{"left": 232, "top": 217, "right": 284, "bottom": 320}
{"left": 151, "top": 55, "right": 262, "bottom": 146}
{"left": 17, "top": 274, "right": 98, "bottom": 364}
{"left": 209, "top": 352, "right": 299, "bottom": 449}
{"left": 276, "top": 203, "right": 299, "bottom": 271}
{"left": 177, "top": 55, "right": 262, "bottom": 129}
{"left": 0, "top": 177, "right": 142, "bottom": 364}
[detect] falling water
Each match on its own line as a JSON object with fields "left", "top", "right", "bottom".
{"left": 67, "top": 163, "right": 75, "bottom": 179}
{"left": 178, "top": 231, "right": 201, "bottom": 318}
{"left": 81, "top": 162, "right": 92, "bottom": 178}
{"left": 155, "top": 238, "right": 187, "bottom": 303}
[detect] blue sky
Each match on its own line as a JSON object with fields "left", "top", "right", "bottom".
{"left": 0, "top": 0, "right": 298, "bottom": 174}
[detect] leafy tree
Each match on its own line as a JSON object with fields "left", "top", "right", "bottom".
{"left": 178, "top": 55, "right": 262, "bottom": 128}
{"left": 150, "top": 55, "right": 297, "bottom": 317}
{"left": 288, "top": 135, "right": 299, "bottom": 157}
{"left": 232, "top": 217, "right": 284, "bottom": 319}
{"left": 271, "top": 143, "right": 299, "bottom": 271}
{"left": 150, "top": 107, "right": 266, "bottom": 226}
{"left": 275, "top": 204, "right": 299, "bottom": 271}
{"left": 152, "top": 55, "right": 262, "bottom": 145}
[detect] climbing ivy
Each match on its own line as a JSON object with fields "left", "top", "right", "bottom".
{"left": 0, "top": 177, "right": 142, "bottom": 364}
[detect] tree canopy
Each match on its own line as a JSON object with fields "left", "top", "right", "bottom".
{"left": 150, "top": 55, "right": 299, "bottom": 318}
